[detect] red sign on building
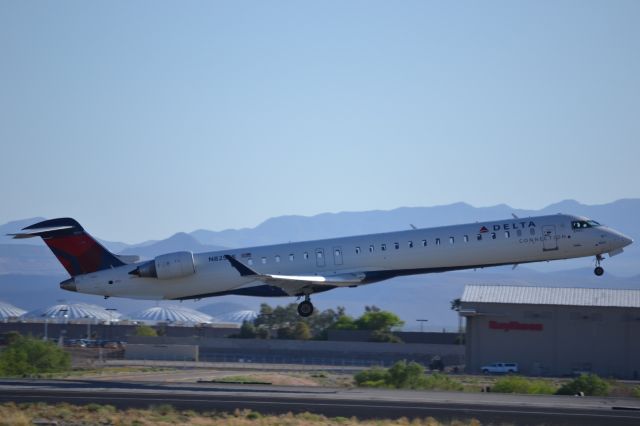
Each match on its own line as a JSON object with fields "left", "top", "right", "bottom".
{"left": 489, "top": 320, "right": 543, "bottom": 331}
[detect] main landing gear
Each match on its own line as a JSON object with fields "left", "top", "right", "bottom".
{"left": 297, "top": 295, "right": 314, "bottom": 317}
{"left": 594, "top": 254, "right": 604, "bottom": 276}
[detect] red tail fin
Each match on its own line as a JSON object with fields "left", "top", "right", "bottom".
{"left": 10, "top": 218, "right": 125, "bottom": 276}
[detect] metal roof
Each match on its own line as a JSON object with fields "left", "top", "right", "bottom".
{"left": 21, "top": 303, "right": 122, "bottom": 321}
{"left": 461, "top": 285, "right": 640, "bottom": 308}
{"left": 216, "top": 310, "right": 258, "bottom": 324}
{"left": 0, "top": 300, "right": 26, "bottom": 319}
{"left": 127, "top": 306, "right": 215, "bottom": 324}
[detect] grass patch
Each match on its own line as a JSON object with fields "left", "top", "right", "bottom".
{"left": 355, "top": 361, "right": 465, "bottom": 391}
{"left": 423, "top": 373, "right": 465, "bottom": 391}
{"left": 204, "top": 375, "right": 272, "bottom": 385}
{"left": 0, "top": 402, "right": 485, "bottom": 425}
{"left": 29, "top": 365, "right": 175, "bottom": 379}
{"left": 492, "top": 375, "right": 556, "bottom": 394}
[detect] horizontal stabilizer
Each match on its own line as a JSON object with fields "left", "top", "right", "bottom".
{"left": 117, "top": 255, "right": 140, "bottom": 264}
{"left": 8, "top": 225, "right": 75, "bottom": 239}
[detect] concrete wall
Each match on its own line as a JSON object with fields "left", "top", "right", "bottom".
{"left": 328, "top": 330, "right": 460, "bottom": 344}
{"left": 128, "top": 336, "right": 465, "bottom": 367}
{"left": 462, "top": 302, "right": 640, "bottom": 379}
{"left": 125, "top": 344, "right": 199, "bottom": 361}
{"left": 0, "top": 322, "right": 238, "bottom": 342}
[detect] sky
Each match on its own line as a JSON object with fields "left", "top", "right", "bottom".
{"left": 1, "top": 1, "right": 639, "bottom": 243}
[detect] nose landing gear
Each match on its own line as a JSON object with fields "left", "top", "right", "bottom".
{"left": 594, "top": 254, "right": 604, "bottom": 276}
{"left": 297, "top": 295, "right": 314, "bottom": 317}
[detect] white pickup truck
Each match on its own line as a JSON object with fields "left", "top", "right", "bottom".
{"left": 481, "top": 362, "right": 519, "bottom": 374}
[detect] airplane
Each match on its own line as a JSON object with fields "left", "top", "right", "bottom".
{"left": 9, "top": 214, "right": 633, "bottom": 317}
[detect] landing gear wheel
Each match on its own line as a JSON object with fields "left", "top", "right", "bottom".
{"left": 297, "top": 300, "right": 314, "bottom": 317}
{"left": 594, "top": 255, "right": 604, "bottom": 276}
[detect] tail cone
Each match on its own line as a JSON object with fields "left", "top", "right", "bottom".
{"left": 60, "top": 278, "right": 77, "bottom": 292}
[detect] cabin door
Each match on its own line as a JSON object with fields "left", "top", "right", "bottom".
{"left": 333, "top": 247, "right": 343, "bottom": 265}
{"left": 315, "top": 248, "right": 325, "bottom": 267}
{"left": 542, "top": 225, "right": 558, "bottom": 251}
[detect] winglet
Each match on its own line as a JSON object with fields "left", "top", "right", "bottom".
{"left": 224, "top": 255, "right": 258, "bottom": 277}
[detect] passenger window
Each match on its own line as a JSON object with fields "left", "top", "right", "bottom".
{"left": 449, "top": 237, "right": 454, "bottom": 245}
{"left": 369, "top": 245, "right": 374, "bottom": 253}
{"left": 435, "top": 238, "right": 441, "bottom": 245}
{"left": 289, "top": 254, "right": 294, "bottom": 261}
{"left": 491, "top": 232, "right": 496, "bottom": 240}
{"left": 530, "top": 227, "right": 536, "bottom": 236}
{"left": 275, "top": 255, "right": 280, "bottom": 263}
{"left": 261, "top": 257, "right": 267, "bottom": 264}
{"left": 381, "top": 243, "right": 387, "bottom": 251}
{"left": 394, "top": 242, "right": 400, "bottom": 250}
{"left": 464, "top": 235, "right": 469, "bottom": 243}
{"left": 408, "top": 241, "right": 414, "bottom": 248}
{"left": 422, "top": 240, "right": 427, "bottom": 247}
{"left": 476, "top": 234, "right": 482, "bottom": 241}
{"left": 316, "top": 251, "right": 323, "bottom": 259}
{"left": 304, "top": 252, "right": 309, "bottom": 260}
{"left": 355, "top": 246, "right": 361, "bottom": 254}
{"left": 505, "top": 231, "right": 510, "bottom": 238}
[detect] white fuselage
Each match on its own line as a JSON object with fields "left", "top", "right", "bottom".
{"left": 70, "top": 214, "right": 632, "bottom": 301}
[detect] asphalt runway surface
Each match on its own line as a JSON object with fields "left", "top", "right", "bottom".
{"left": 1, "top": 379, "right": 639, "bottom": 425}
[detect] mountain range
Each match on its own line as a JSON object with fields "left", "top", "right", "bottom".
{"left": 1, "top": 199, "right": 639, "bottom": 330}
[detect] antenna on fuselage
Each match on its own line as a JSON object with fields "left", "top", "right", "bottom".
{"left": 512, "top": 213, "right": 519, "bottom": 219}
{"left": 410, "top": 224, "right": 417, "bottom": 230}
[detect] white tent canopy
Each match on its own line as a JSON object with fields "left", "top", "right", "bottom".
{"left": 21, "top": 303, "right": 122, "bottom": 322}
{"left": 0, "top": 300, "right": 26, "bottom": 320}
{"left": 216, "top": 310, "right": 258, "bottom": 324}
{"left": 127, "top": 305, "right": 215, "bottom": 325}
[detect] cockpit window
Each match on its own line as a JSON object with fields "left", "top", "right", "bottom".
{"left": 572, "top": 220, "right": 601, "bottom": 229}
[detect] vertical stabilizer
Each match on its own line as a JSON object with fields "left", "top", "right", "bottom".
{"left": 9, "top": 218, "right": 125, "bottom": 276}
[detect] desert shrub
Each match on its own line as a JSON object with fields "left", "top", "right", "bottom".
{"left": 492, "top": 375, "right": 556, "bottom": 394}
{"left": 150, "top": 404, "right": 175, "bottom": 416}
{"left": 354, "top": 361, "right": 464, "bottom": 391}
{"left": 134, "top": 325, "right": 157, "bottom": 337}
{"left": 354, "top": 367, "right": 389, "bottom": 387}
{"left": 0, "top": 335, "right": 70, "bottom": 376}
{"left": 556, "top": 374, "right": 610, "bottom": 396}
{"left": 387, "top": 360, "right": 425, "bottom": 389}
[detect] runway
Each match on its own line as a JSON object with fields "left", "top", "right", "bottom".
{"left": 1, "top": 379, "right": 639, "bottom": 426}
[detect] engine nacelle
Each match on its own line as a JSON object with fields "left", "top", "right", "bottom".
{"left": 131, "top": 251, "right": 196, "bottom": 280}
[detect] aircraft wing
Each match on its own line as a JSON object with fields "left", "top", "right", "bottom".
{"left": 224, "top": 255, "right": 365, "bottom": 296}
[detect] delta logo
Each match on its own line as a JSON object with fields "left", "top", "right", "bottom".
{"left": 479, "top": 221, "right": 536, "bottom": 233}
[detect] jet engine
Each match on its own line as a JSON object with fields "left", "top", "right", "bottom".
{"left": 130, "top": 251, "right": 196, "bottom": 280}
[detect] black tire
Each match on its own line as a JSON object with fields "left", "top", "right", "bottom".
{"left": 594, "top": 266, "right": 604, "bottom": 276}
{"left": 297, "top": 300, "right": 314, "bottom": 317}
{"left": 482, "top": 369, "right": 489, "bottom": 374}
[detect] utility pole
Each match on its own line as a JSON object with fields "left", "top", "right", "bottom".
{"left": 416, "top": 319, "right": 429, "bottom": 332}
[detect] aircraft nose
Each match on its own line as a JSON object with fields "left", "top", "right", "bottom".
{"left": 610, "top": 229, "right": 633, "bottom": 248}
